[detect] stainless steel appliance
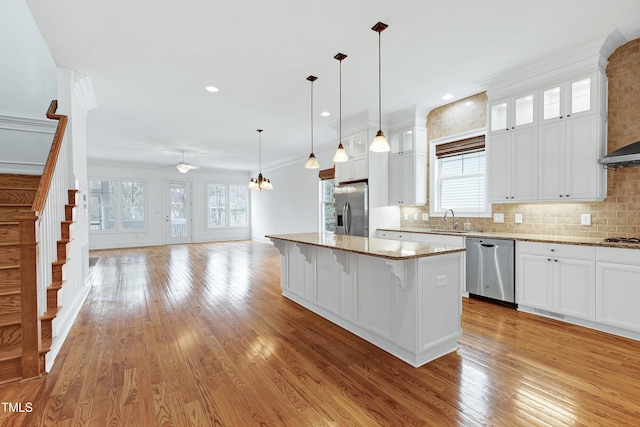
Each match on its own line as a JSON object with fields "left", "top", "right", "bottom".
{"left": 335, "top": 182, "right": 368, "bottom": 237}
{"left": 466, "top": 237, "right": 515, "bottom": 304}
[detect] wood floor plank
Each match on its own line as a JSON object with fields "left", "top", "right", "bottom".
{"left": 2, "top": 241, "right": 640, "bottom": 426}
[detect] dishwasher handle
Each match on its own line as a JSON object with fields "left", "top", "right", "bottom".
{"left": 480, "top": 243, "right": 495, "bottom": 248}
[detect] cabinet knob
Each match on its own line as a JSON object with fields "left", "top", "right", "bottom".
{"left": 551, "top": 249, "right": 555, "bottom": 252}
{"left": 547, "top": 258, "right": 551, "bottom": 261}
{"left": 567, "top": 114, "right": 571, "bottom": 117}
{"left": 554, "top": 259, "right": 558, "bottom": 262}
{"left": 560, "top": 116, "right": 564, "bottom": 119}
{"left": 559, "top": 195, "right": 563, "bottom": 197}
{"left": 566, "top": 195, "right": 570, "bottom": 197}
{"left": 510, "top": 196, "right": 514, "bottom": 199}
{"left": 511, "top": 127, "right": 515, "bottom": 130}
{"left": 505, "top": 196, "right": 509, "bottom": 200}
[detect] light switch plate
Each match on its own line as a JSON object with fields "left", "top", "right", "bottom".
{"left": 515, "top": 213, "right": 523, "bottom": 224}
{"left": 436, "top": 275, "right": 447, "bottom": 287}
{"left": 581, "top": 213, "right": 591, "bottom": 226}
{"left": 493, "top": 213, "right": 504, "bottom": 223}
{"left": 414, "top": 213, "right": 418, "bottom": 221}
{"left": 404, "top": 214, "right": 408, "bottom": 220}
{"left": 422, "top": 213, "right": 429, "bottom": 221}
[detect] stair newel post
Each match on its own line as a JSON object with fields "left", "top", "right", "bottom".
{"left": 17, "top": 211, "right": 42, "bottom": 379}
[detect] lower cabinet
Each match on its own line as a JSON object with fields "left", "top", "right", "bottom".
{"left": 517, "top": 241, "right": 596, "bottom": 321}
{"left": 596, "top": 247, "right": 640, "bottom": 333}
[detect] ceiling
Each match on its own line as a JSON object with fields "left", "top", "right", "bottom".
{"left": 25, "top": 0, "right": 640, "bottom": 173}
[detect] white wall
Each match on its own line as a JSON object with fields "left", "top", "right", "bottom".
{"left": 250, "top": 146, "right": 336, "bottom": 242}
{"left": 0, "top": 0, "right": 58, "bottom": 173}
{"left": 88, "top": 161, "right": 251, "bottom": 249}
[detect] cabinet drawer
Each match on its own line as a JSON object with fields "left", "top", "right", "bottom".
{"left": 410, "top": 233, "right": 465, "bottom": 247}
{"left": 596, "top": 247, "right": 640, "bottom": 265}
{"left": 518, "top": 241, "right": 595, "bottom": 260}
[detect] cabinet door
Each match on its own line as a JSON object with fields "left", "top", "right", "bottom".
{"left": 518, "top": 254, "right": 554, "bottom": 310}
{"left": 336, "top": 161, "right": 352, "bottom": 183}
{"left": 401, "top": 154, "right": 415, "bottom": 205}
{"left": 538, "top": 121, "right": 565, "bottom": 200}
{"left": 567, "top": 76, "right": 595, "bottom": 119}
{"left": 487, "top": 132, "right": 511, "bottom": 201}
{"left": 540, "top": 84, "right": 565, "bottom": 123}
{"left": 351, "top": 156, "right": 367, "bottom": 181}
{"left": 554, "top": 258, "right": 595, "bottom": 320}
{"left": 596, "top": 262, "right": 640, "bottom": 333}
{"left": 388, "top": 155, "right": 403, "bottom": 205}
{"left": 565, "top": 115, "right": 597, "bottom": 200}
{"left": 490, "top": 101, "right": 508, "bottom": 133}
{"left": 511, "top": 127, "right": 538, "bottom": 200}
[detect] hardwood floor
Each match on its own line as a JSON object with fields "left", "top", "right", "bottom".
{"left": 1, "top": 240, "right": 640, "bottom": 426}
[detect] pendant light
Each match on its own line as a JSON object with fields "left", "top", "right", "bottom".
{"left": 333, "top": 53, "right": 349, "bottom": 163}
{"left": 370, "top": 21, "right": 390, "bottom": 152}
{"left": 248, "top": 129, "right": 273, "bottom": 190}
{"left": 305, "top": 75, "right": 320, "bottom": 169}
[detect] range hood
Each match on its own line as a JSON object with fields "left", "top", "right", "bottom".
{"left": 598, "top": 141, "right": 640, "bottom": 168}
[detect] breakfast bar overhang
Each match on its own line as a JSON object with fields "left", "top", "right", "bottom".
{"left": 267, "top": 233, "right": 466, "bottom": 367}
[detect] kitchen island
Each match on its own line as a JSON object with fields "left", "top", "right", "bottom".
{"left": 266, "top": 232, "right": 465, "bottom": 367}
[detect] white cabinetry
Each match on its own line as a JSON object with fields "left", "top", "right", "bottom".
{"left": 596, "top": 247, "right": 640, "bottom": 333}
{"left": 388, "top": 127, "right": 426, "bottom": 206}
{"left": 538, "top": 108, "right": 605, "bottom": 201}
{"left": 336, "top": 131, "right": 368, "bottom": 183}
{"left": 487, "top": 127, "right": 538, "bottom": 202}
{"left": 376, "top": 230, "right": 411, "bottom": 241}
{"left": 489, "top": 91, "right": 537, "bottom": 133}
{"left": 517, "top": 242, "right": 596, "bottom": 321}
{"left": 485, "top": 62, "right": 608, "bottom": 203}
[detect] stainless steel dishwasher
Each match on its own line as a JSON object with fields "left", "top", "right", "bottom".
{"left": 466, "top": 237, "right": 515, "bottom": 305}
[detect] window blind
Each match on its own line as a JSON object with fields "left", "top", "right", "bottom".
{"left": 318, "top": 166, "right": 335, "bottom": 180}
{"left": 435, "top": 135, "right": 485, "bottom": 159}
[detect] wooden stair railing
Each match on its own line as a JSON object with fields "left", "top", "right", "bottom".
{"left": 16, "top": 100, "right": 69, "bottom": 380}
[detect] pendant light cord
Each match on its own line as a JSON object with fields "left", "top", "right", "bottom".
{"left": 339, "top": 59, "right": 342, "bottom": 144}
{"left": 310, "top": 79, "right": 314, "bottom": 153}
{"left": 378, "top": 29, "right": 382, "bottom": 131}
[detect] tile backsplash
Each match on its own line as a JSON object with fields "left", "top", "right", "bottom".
{"left": 401, "top": 38, "right": 640, "bottom": 239}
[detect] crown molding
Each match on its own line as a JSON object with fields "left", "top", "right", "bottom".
{"left": 0, "top": 112, "right": 57, "bottom": 134}
{"left": 73, "top": 74, "right": 99, "bottom": 115}
{"left": 388, "top": 104, "right": 429, "bottom": 133}
{"left": 476, "top": 29, "right": 627, "bottom": 99}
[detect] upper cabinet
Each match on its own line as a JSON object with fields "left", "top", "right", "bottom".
{"left": 335, "top": 131, "right": 368, "bottom": 183}
{"left": 489, "top": 91, "right": 537, "bottom": 134}
{"left": 539, "top": 73, "right": 600, "bottom": 123}
{"left": 389, "top": 126, "right": 426, "bottom": 206}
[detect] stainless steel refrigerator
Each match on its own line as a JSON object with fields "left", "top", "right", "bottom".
{"left": 334, "top": 182, "right": 368, "bottom": 237}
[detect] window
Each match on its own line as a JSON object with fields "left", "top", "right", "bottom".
{"left": 207, "top": 184, "right": 248, "bottom": 227}
{"left": 321, "top": 179, "right": 335, "bottom": 232}
{"left": 429, "top": 131, "right": 490, "bottom": 218}
{"left": 318, "top": 167, "right": 336, "bottom": 232}
{"left": 89, "top": 179, "right": 146, "bottom": 231}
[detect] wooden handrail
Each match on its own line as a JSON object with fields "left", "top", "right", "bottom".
{"left": 31, "top": 100, "right": 68, "bottom": 214}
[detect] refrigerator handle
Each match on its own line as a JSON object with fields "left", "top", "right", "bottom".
{"left": 344, "top": 201, "right": 350, "bottom": 235}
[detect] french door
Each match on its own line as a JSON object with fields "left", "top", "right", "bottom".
{"left": 165, "top": 181, "right": 192, "bottom": 244}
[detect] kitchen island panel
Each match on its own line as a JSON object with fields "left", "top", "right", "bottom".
{"left": 269, "top": 234, "right": 463, "bottom": 367}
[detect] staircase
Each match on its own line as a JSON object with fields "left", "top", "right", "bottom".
{"left": 0, "top": 101, "right": 74, "bottom": 384}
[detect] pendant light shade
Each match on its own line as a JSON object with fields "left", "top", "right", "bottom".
{"left": 248, "top": 129, "right": 273, "bottom": 190}
{"left": 370, "top": 21, "right": 390, "bottom": 152}
{"left": 333, "top": 53, "right": 349, "bottom": 163}
{"left": 305, "top": 75, "right": 320, "bottom": 169}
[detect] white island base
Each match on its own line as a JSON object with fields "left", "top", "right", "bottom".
{"left": 268, "top": 233, "right": 464, "bottom": 367}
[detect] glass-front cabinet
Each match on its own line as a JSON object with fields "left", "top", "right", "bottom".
{"left": 335, "top": 131, "right": 368, "bottom": 183}
{"left": 390, "top": 129, "right": 414, "bottom": 154}
{"left": 489, "top": 92, "right": 537, "bottom": 133}
{"left": 539, "top": 73, "right": 597, "bottom": 123}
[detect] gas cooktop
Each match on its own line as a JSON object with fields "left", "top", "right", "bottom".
{"left": 603, "top": 237, "right": 640, "bottom": 244}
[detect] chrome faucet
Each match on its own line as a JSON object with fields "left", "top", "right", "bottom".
{"left": 444, "top": 209, "right": 458, "bottom": 231}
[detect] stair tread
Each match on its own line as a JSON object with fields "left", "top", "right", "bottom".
{"left": 0, "top": 265, "right": 20, "bottom": 270}
{"left": 42, "top": 307, "right": 62, "bottom": 320}
{"left": 0, "top": 312, "right": 21, "bottom": 327}
{"left": 0, "top": 204, "right": 32, "bottom": 207}
{"left": 0, "top": 288, "right": 20, "bottom": 297}
{"left": 0, "top": 343, "right": 22, "bottom": 361}
{"left": 0, "top": 242, "right": 19, "bottom": 247}
{"left": 0, "top": 221, "right": 19, "bottom": 225}
{"left": 48, "top": 281, "right": 64, "bottom": 291}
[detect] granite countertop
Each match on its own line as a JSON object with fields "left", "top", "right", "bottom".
{"left": 266, "top": 232, "right": 466, "bottom": 260}
{"left": 378, "top": 227, "right": 640, "bottom": 250}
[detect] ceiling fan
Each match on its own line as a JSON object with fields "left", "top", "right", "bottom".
{"left": 172, "top": 150, "right": 200, "bottom": 173}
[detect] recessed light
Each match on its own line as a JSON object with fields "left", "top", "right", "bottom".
{"left": 321, "top": 111, "right": 330, "bottom": 117}
{"left": 205, "top": 86, "right": 219, "bottom": 93}
{"left": 442, "top": 94, "right": 454, "bottom": 100}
